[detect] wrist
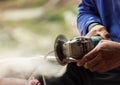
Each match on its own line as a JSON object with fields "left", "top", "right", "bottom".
{"left": 88, "top": 23, "right": 103, "bottom": 31}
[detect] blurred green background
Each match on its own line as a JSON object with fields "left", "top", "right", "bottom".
{"left": 0, "top": 0, "right": 80, "bottom": 57}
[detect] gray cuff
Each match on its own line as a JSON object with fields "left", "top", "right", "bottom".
{"left": 88, "top": 23, "right": 101, "bottom": 31}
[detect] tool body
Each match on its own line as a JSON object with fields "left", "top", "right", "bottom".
{"left": 54, "top": 34, "right": 102, "bottom": 65}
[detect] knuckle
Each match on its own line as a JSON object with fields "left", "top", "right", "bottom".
{"left": 97, "top": 40, "right": 107, "bottom": 50}
{"left": 99, "top": 40, "right": 105, "bottom": 43}
{"left": 84, "top": 63, "right": 89, "bottom": 69}
{"left": 104, "top": 33, "right": 110, "bottom": 38}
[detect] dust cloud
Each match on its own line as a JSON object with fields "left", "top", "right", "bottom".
{"left": 0, "top": 55, "right": 67, "bottom": 79}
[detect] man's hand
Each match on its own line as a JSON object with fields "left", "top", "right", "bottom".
{"left": 77, "top": 40, "right": 120, "bottom": 73}
{"left": 86, "top": 25, "right": 111, "bottom": 40}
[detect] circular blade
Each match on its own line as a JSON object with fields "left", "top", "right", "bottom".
{"left": 54, "top": 34, "right": 67, "bottom": 65}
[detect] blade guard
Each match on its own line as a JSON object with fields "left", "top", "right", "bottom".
{"left": 54, "top": 34, "right": 67, "bottom": 65}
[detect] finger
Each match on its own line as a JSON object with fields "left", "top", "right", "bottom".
{"left": 84, "top": 55, "right": 101, "bottom": 69}
{"left": 91, "top": 61, "right": 108, "bottom": 73}
{"left": 77, "top": 58, "right": 88, "bottom": 67}
{"left": 97, "top": 31, "right": 111, "bottom": 40}
{"left": 77, "top": 48, "right": 98, "bottom": 66}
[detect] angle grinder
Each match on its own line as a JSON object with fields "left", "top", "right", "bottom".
{"left": 54, "top": 34, "right": 102, "bottom": 65}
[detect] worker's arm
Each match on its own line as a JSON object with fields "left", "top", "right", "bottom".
{"left": 77, "top": 0, "right": 102, "bottom": 36}
{"left": 77, "top": 0, "right": 111, "bottom": 40}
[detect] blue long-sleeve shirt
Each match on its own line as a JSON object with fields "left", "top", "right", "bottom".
{"left": 77, "top": 0, "right": 120, "bottom": 42}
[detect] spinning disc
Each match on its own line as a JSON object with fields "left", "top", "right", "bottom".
{"left": 54, "top": 34, "right": 67, "bottom": 65}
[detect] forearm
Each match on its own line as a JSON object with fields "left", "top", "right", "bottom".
{"left": 77, "top": 0, "right": 101, "bottom": 36}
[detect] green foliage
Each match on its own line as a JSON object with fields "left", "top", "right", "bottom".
{"left": 0, "top": 0, "right": 79, "bottom": 55}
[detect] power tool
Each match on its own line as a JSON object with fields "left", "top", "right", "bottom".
{"left": 54, "top": 34, "right": 102, "bottom": 65}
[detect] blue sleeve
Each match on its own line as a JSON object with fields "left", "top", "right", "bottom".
{"left": 77, "top": 0, "right": 102, "bottom": 36}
